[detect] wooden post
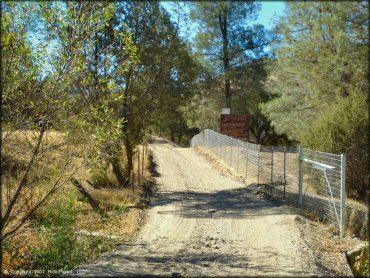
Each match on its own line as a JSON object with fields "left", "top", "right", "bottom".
{"left": 142, "top": 144, "right": 145, "bottom": 176}
{"left": 131, "top": 155, "right": 134, "bottom": 191}
{"left": 137, "top": 147, "right": 140, "bottom": 186}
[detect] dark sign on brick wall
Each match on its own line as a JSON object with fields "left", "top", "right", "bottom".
{"left": 220, "top": 115, "right": 250, "bottom": 141}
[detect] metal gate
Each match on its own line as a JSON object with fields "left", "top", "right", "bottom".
{"left": 298, "top": 147, "right": 346, "bottom": 237}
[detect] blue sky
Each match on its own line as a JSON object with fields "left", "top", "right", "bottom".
{"left": 160, "top": 1, "right": 286, "bottom": 40}
{"left": 258, "top": 1, "right": 286, "bottom": 29}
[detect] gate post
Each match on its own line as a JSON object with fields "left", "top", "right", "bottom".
{"left": 298, "top": 146, "right": 303, "bottom": 206}
{"left": 340, "top": 153, "right": 346, "bottom": 238}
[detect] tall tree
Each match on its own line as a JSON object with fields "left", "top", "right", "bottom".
{"left": 114, "top": 1, "right": 199, "bottom": 165}
{"left": 263, "top": 2, "right": 368, "bottom": 140}
{"left": 190, "top": 2, "right": 272, "bottom": 112}
{"left": 65, "top": 2, "right": 138, "bottom": 187}
{"left": 262, "top": 2, "right": 369, "bottom": 200}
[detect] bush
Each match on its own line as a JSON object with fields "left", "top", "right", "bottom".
{"left": 31, "top": 190, "right": 80, "bottom": 271}
{"left": 301, "top": 90, "right": 369, "bottom": 202}
{"left": 30, "top": 189, "right": 121, "bottom": 273}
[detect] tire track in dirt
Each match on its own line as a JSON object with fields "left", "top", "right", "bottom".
{"left": 75, "top": 138, "right": 321, "bottom": 277}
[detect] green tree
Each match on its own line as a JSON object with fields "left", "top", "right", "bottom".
{"left": 262, "top": 2, "right": 368, "bottom": 200}
{"left": 1, "top": 1, "right": 88, "bottom": 242}
{"left": 0, "top": 1, "right": 136, "bottom": 242}
{"left": 262, "top": 2, "right": 368, "bottom": 140}
{"left": 113, "top": 1, "right": 199, "bottom": 160}
{"left": 190, "top": 2, "right": 273, "bottom": 111}
{"left": 61, "top": 2, "right": 138, "bottom": 187}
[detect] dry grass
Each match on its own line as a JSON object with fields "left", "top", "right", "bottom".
{"left": 194, "top": 146, "right": 262, "bottom": 187}
{"left": 295, "top": 215, "right": 367, "bottom": 276}
{"left": 2, "top": 130, "right": 89, "bottom": 237}
{"left": 2, "top": 129, "right": 154, "bottom": 272}
{"left": 77, "top": 206, "right": 142, "bottom": 238}
{"left": 2, "top": 223, "right": 45, "bottom": 272}
{"left": 75, "top": 145, "right": 153, "bottom": 237}
{"left": 90, "top": 188, "right": 140, "bottom": 206}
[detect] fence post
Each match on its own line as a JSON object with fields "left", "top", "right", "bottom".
{"left": 257, "top": 146, "right": 260, "bottom": 184}
{"left": 271, "top": 146, "right": 274, "bottom": 186}
{"left": 283, "top": 147, "right": 287, "bottom": 199}
{"left": 137, "top": 146, "right": 140, "bottom": 186}
{"left": 245, "top": 144, "right": 249, "bottom": 179}
{"left": 298, "top": 146, "right": 303, "bottom": 206}
{"left": 340, "top": 153, "right": 346, "bottom": 238}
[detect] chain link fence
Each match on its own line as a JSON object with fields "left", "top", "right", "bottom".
{"left": 190, "top": 129, "right": 346, "bottom": 237}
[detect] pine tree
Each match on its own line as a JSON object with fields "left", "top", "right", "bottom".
{"left": 190, "top": 2, "right": 272, "bottom": 111}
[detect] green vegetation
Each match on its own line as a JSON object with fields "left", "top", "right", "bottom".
{"left": 262, "top": 2, "right": 368, "bottom": 201}
{"left": 1, "top": 0, "right": 368, "bottom": 273}
{"left": 31, "top": 191, "right": 80, "bottom": 270}
{"left": 188, "top": 2, "right": 286, "bottom": 145}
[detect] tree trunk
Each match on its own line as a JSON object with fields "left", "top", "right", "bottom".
{"left": 178, "top": 131, "right": 183, "bottom": 145}
{"left": 125, "top": 137, "right": 133, "bottom": 185}
{"left": 122, "top": 65, "right": 133, "bottom": 186}
{"left": 225, "top": 77, "right": 231, "bottom": 110}
{"left": 170, "top": 130, "right": 175, "bottom": 142}
{"left": 141, "top": 144, "right": 145, "bottom": 176}
{"left": 111, "top": 157, "right": 126, "bottom": 187}
{"left": 219, "top": 10, "right": 232, "bottom": 112}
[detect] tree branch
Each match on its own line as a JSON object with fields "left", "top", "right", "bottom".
{"left": 229, "top": 39, "right": 275, "bottom": 60}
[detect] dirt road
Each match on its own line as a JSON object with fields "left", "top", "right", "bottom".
{"left": 76, "top": 138, "right": 321, "bottom": 277}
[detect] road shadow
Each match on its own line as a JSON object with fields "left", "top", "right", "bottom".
{"left": 76, "top": 245, "right": 312, "bottom": 277}
{"left": 151, "top": 185, "right": 300, "bottom": 219}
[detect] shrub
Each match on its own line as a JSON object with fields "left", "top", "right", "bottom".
{"left": 301, "top": 90, "right": 369, "bottom": 202}
{"left": 31, "top": 190, "right": 80, "bottom": 271}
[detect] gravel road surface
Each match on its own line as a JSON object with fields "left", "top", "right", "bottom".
{"left": 76, "top": 138, "right": 320, "bottom": 277}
